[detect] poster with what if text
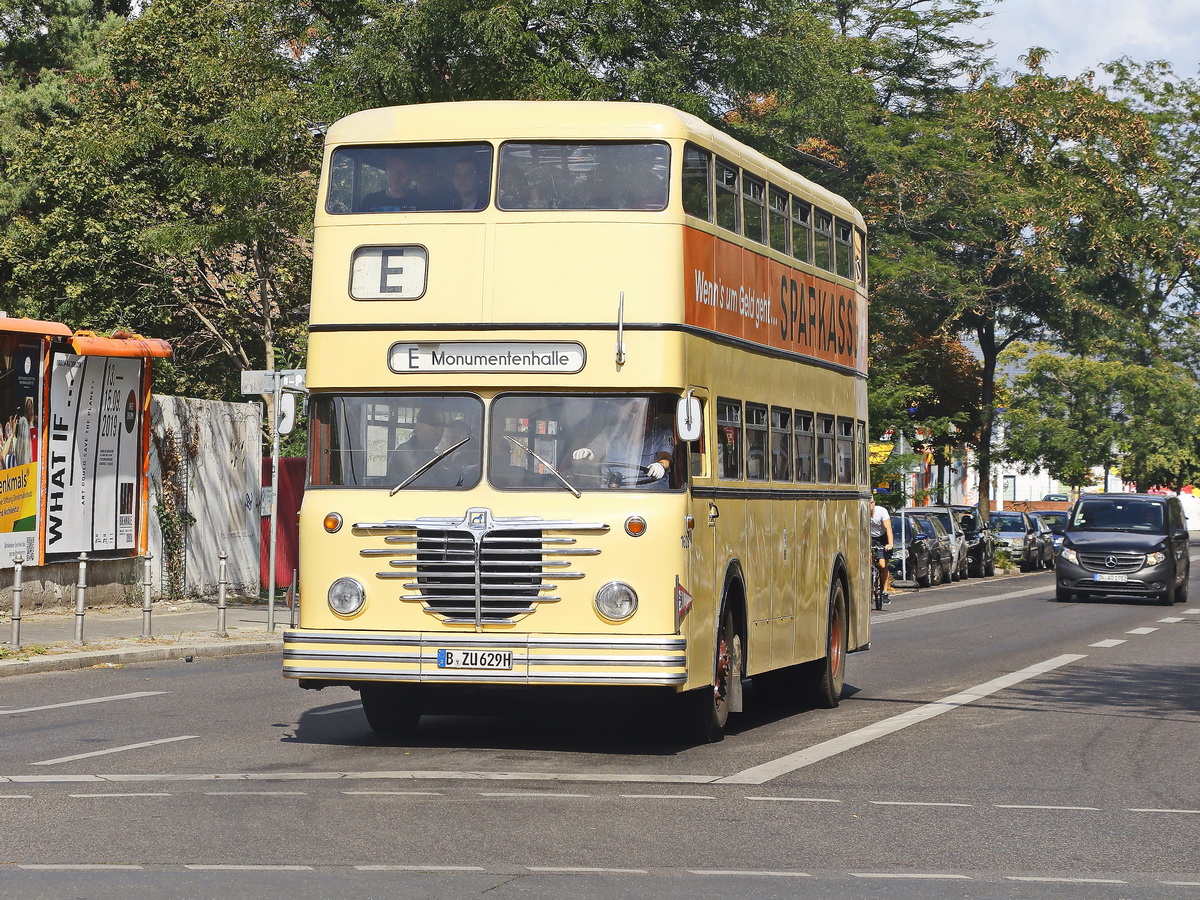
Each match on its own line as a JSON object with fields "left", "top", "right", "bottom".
{"left": 44, "top": 353, "right": 145, "bottom": 556}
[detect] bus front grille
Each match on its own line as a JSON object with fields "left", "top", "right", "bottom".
{"left": 356, "top": 509, "right": 608, "bottom": 625}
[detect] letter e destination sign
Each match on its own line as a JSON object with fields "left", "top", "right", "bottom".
{"left": 388, "top": 342, "right": 586, "bottom": 375}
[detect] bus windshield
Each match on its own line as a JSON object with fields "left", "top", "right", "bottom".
{"left": 310, "top": 394, "right": 484, "bottom": 489}
{"left": 497, "top": 141, "right": 669, "bottom": 211}
{"left": 327, "top": 143, "right": 494, "bottom": 214}
{"left": 490, "top": 394, "right": 680, "bottom": 491}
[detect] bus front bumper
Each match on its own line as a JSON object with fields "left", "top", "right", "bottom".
{"left": 283, "top": 629, "right": 689, "bottom": 688}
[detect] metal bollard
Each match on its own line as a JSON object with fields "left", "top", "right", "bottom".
{"left": 74, "top": 552, "right": 88, "bottom": 643}
{"left": 217, "top": 551, "right": 228, "bottom": 637}
{"left": 10, "top": 553, "right": 24, "bottom": 649}
{"left": 142, "top": 553, "right": 154, "bottom": 638}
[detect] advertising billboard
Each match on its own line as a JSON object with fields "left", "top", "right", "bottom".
{"left": 0, "top": 332, "right": 45, "bottom": 565}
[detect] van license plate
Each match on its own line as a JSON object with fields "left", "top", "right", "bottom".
{"left": 1093, "top": 573, "right": 1128, "bottom": 583}
{"left": 437, "top": 649, "right": 513, "bottom": 670}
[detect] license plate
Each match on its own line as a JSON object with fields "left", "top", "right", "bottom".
{"left": 1093, "top": 573, "right": 1128, "bottom": 583}
{"left": 437, "top": 649, "right": 513, "bottom": 670}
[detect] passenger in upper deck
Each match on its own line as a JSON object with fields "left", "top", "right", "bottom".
{"left": 361, "top": 153, "right": 434, "bottom": 212}
{"left": 451, "top": 157, "right": 488, "bottom": 210}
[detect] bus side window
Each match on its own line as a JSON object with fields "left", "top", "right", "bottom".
{"left": 715, "top": 158, "right": 739, "bottom": 234}
{"left": 716, "top": 398, "right": 742, "bottom": 480}
{"left": 836, "top": 417, "right": 854, "bottom": 484}
{"left": 816, "top": 414, "right": 835, "bottom": 484}
{"left": 771, "top": 406, "right": 792, "bottom": 481}
{"left": 794, "top": 410, "right": 814, "bottom": 482}
{"left": 682, "top": 143, "right": 712, "bottom": 221}
{"left": 814, "top": 210, "right": 834, "bottom": 272}
{"left": 745, "top": 403, "right": 768, "bottom": 481}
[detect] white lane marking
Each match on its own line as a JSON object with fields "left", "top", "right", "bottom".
{"left": 1, "top": 794, "right": 32, "bottom": 799}
{"left": 870, "top": 800, "right": 973, "bottom": 807}
{"left": 1, "top": 770, "right": 722, "bottom": 785}
{"left": 1158, "top": 617, "right": 1184, "bottom": 623}
{"left": 1129, "top": 807, "right": 1200, "bottom": 814}
{"left": 204, "top": 791, "right": 306, "bottom": 796}
{"left": 1162, "top": 881, "right": 1200, "bottom": 886}
{"left": 1127, "top": 627, "right": 1158, "bottom": 635}
{"left": 717, "top": 654, "right": 1088, "bottom": 785}
{"left": 68, "top": 793, "right": 170, "bottom": 798}
{"left": 356, "top": 865, "right": 486, "bottom": 871}
{"left": 1183, "top": 609, "right": 1200, "bottom": 615}
{"left": 32, "top": 735, "right": 197, "bottom": 766}
{"left": 1090, "top": 639, "right": 1126, "bottom": 648}
{"left": 745, "top": 796, "right": 840, "bottom": 803}
{"left": 851, "top": 873, "right": 971, "bottom": 880}
{"left": 996, "top": 804, "right": 1099, "bottom": 811}
{"left": 342, "top": 790, "right": 442, "bottom": 796}
{"left": 19, "top": 864, "right": 143, "bottom": 870}
{"left": 620, "top": 794, "right": 715, "bottom": 800}
{"left": 528, "top": 866, "right": 648, "bottom": 874}
{"left": 478, "top": 791, "right": 590, "bottom": 798}
{"left": 690, "top": 870, "right": 810, "bottom": 877}
{"left": 186, "top": 865, "right": 313, "bottom": 871}
{"left": 311, "top": 702, "right": 363, "bottom": 716}
{"left": 874, "top": 586, "right": 1047, "bottom": 622}
{"left": 0, "top": 691, "right": 166, "bottom": 716}
{"left": 1007, "top": 876, "right": 1126, "bottom": 884}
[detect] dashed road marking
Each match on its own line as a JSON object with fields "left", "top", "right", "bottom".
{"left": 32, "top": 735, "right": 197, "bottom": 766}
{"left": 716, "top": 654, "right": 1087, "bottom": 784}
{"left": 851, "top": 872, "right": 971, "bottom": 880}
{"left": 1007, "top": 876, "right": 1126, "bottom": 884}
{"left": 1090, "top": 639, "right": 1126, "bottom": 647}
{"left": 689, "top": 869, "right": 810, "bottom": 877}
{"left": 1126, "top": 627, "right": 1158, "bottom": 635}
{"left": 0, "top": 691, "right": 166, "bottom": 716}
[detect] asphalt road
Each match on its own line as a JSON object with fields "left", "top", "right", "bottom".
{"left": 2, "top": 561, "right": 1198, "bottom": 899}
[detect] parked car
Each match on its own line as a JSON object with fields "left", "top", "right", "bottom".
{"left": 1056, "top": 493, "right": 1190, "bottom": 605}
{"left": 890, "top": 512, "right": 953, "bottom": 587}
{"left": 1029, "top": 513, "right": 1057, "bottom": 568}
{"left": 899, "top": 506, "right": 970, "bottom": 580}
{"left": 951, "top": 504, "right": 997, "bottom": 577}
{"left": 1043, "top": 493, "right": 1070, "bottom": 502}
{"left": 1029, "top": 510, "right": 1067, "bottom": 554}
{"left": 989, "top": 510, "right": 1046, "bottom": 571}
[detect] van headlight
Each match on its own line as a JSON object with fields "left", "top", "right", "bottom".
{"left": 1060, "top": 547, "right": 1078, "bottom": 564}
{"left": 328, "top": 577, "right": 366, "bottom": 616}
{"left": 1146, "top": 551, "right": 1166, "bottom": 566}
{"left": 595, "top": 581, "right": 638, "bottom": 621}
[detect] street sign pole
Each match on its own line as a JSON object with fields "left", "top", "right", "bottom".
{"left": 242, "top": 369, "right": 306, "bottom": 633}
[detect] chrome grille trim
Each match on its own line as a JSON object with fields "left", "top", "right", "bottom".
{"left": 355, "top": 508, "right": 608, "bottom": 626}
{"left": 1078, "top": 552, "right": 1144, "bottom": 573}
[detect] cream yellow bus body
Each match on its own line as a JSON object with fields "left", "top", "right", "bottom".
{"left": 284, "top": 101, "right": 870, "bottom": 740}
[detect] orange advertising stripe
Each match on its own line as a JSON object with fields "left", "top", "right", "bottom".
{"left": 683, "top": 227, "right": 866, "bottom": 374}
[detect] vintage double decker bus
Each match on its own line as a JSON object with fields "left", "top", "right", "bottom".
{"left": 283, "top": 101, "right": 870, "bottom": 742}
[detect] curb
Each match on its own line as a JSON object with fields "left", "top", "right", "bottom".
{"left": 0, "top": 636, "right": 283, "bottom": 678}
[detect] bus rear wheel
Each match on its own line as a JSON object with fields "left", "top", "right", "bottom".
{"left": 801, "top": 579, "right": 848, "bottom": 709}
{"left": 359, "top": 684, "right": 422, "bottom": 737}
{"left": 683, "top": 606, "right": 741, "bottom": 744}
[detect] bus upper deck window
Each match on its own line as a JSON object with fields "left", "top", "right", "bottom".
{"left": 682, "top": 144, "right": 712, "bottom": 221}
{"left": 325, "top": 143, "right": 494, "bottom": 214}
{"left": 715, "top": 158, "right": 738, "bottom": 233}
{"left": 497, "top": 142, "right": 669, "bottom": 211}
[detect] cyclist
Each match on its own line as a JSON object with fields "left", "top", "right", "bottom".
{"left": 869, "top": 496, "right": 894, "bottom": 605}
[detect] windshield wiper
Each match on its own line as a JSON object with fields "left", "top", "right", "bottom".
{"left": 505, "top": 436, "right": 580, "bottom": 498}
{"left": 389, "top": 438, "right": 470, "bottom": 495}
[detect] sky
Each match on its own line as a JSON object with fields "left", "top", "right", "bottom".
{"left": 970, "top": 0, "right": 1200, "bottom": 79}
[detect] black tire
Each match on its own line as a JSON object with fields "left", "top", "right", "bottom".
{"left": 930, "top": 557, "right": 944, "bottom": 586}
{"left": 1056, "top": 585, "right": 1073, "bottom": 602}
{"left": 801, "top": 579, "right": 848, "bottom": 709}
{"left": 359, "top": 684, "right": 421, "bottom": 737}
{"left": 1176, "top": 575, "right": 1189, "bottom": 604}
{"left": 985, "top": 553, "right": 996, "bottom": 577}
{"left": 1157, "top": 587, "right": 1175, "bottom": 606}
{"left": 916, "top": 564, "right": 932, "bottom": 588}
{"left": 683, "top": 604, "right": 741, "bottom": 743}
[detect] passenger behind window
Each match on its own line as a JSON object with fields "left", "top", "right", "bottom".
{"left": 451, "top": 156, "right": 488, "bottom": 210}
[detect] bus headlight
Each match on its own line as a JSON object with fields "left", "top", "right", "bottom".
{"left": 328, "top": 577, "right": 366, "bottom": 616}
{"left": 595, "top": 581, "right": 638, "bottom": 621}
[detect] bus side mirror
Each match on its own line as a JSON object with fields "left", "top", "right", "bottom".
{"left": 278, "top": 392, "right": 297, "bottom": 436}
{"left": 676, "top": 396, "right": 702, "bottom": 442}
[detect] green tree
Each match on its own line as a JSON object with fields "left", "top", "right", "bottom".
{"left": 1, "top": 0, "right": 318, "bottom": 399}
{"left": 866, "top": 65, "right": 1161, "bottom": 516}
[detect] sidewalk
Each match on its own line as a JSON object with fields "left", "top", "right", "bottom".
{"left": 0, "top": 600, "right": 285, "bottom": 678}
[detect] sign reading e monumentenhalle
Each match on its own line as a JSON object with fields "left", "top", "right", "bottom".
{"left": 44, "top": 353, "right": 144, "bottom": 555}
{"left": 388, "top": 342, "right": 586, "bottom": 374}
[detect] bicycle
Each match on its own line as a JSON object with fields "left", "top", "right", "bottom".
{"left": 871, "top": 557, "right": 885, "bottom": 610}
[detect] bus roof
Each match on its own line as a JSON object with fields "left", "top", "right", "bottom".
{"left": 325, "top": 101, "right": 863, "bottom": 228}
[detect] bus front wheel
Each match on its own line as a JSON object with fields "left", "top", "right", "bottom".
{"left": 682, "top": 606, "right": 741, "bottom": 744}
{"left": 359, "top": 684, "right": 422, "bottom": 737}
{"left": 801, "top": 579, "right": 847, "bottom": 709}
